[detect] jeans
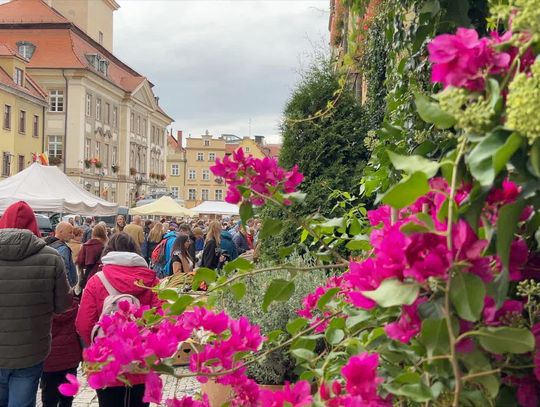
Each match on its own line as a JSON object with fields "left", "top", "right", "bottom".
{"left": 40, "top": 368, "right": 77, "bottom": 407}
{"left": 0, "top": 362, "right": 44, "bottom": 407}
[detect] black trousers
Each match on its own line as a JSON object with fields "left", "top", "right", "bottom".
{"left": 40, "top": 368, "right": 77, "bottom": 407}
{"left": 96, "top": 385, "right": 148, "bottom": 407}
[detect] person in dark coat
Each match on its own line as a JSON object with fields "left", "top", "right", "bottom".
{"left": 232, "top": 225, "right": 250, "bottom": 255}
{"left": 178, "top": 223, "right": 197, "bottom": 261}
{"left": 40, "top": 298, "right": 82, "bottom": 407}
{"left": 220, "top": 230, "right": 238, "bottom": 261}
{"left": 201, "top": 221, "right": 222, "bottom": 270}
{"left": 76, "top": 224, "right": 107, "bottom": 290}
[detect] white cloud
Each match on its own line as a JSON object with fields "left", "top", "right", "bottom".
{"left": 114, "top": 0, "right": 329, "bottom": 142}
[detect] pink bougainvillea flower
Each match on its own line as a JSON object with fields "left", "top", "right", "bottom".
{"left": 260, "top": 380, "right": 312, "bottom": 407}
{"left": 483, "top": 296, "right": 523, "bottom": 326}
{"left": 509, "top": 239, "right": 529, "bottom": 281}
{"left": 58, "top": 374, "right": 79, "bottom": 397}
{"left": 455, "top": 320, "right": 475, "bottom": 353}
{"left": 165, "top": 395, "right": 210, "bottom": 407}
{"left": 344, "top": 259, "right": 379, "bottom": 310}
{"left": 143, "top": 371, "right": 163, "bottom": 404}
{"left": 404, "top": 232, "right": 450, "bottom": 282}
{"left": 452, "top": 220, "right": 491, "bottom": 282}
{"left": 428, "top": 28, "right": 512, "bottom": 91}
{"left": 342, "top": 353, "right": 384, "bottom": 402}
{"left": 385, "top": 297, "right": 427, "bottom": 343}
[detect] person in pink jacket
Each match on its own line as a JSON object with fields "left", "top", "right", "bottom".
{"left": 76, "top": 232, "right": 160, "bottom": 407}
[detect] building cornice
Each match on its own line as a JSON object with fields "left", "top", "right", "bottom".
{"left": 0, "top": 82, "right": 48, "bottom": 107}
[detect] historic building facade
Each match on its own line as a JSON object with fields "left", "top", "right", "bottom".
{"left": 0, "top": 43, "right": 47, "bottom": 178}
{"left": 0, "top": 0, "right": 173, "bottom": 206}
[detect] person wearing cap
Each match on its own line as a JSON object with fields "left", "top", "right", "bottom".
{"left": 0, "top": 201, "right": 72, "bottom": 407}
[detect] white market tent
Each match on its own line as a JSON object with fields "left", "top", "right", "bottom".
{"left": 129, "top": 196, "right": 197, "bottom": 217}
{"left": 191, "top": 200, "right": 239, "bottom": 216}
{"left": 0, "top": 163, "right": 118, "bottom": 216}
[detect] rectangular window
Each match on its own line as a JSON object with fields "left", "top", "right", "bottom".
{"left": 188, "top": 189, "right": 196, "bottom": 201}
{"left": 215, "top": 189, "right": 223, "bottom": 201}
{"left": 14, "top": 68, "right": 23, "bottom": 86}
{"left": 96, "top": 99, "right": 102, "bottom": 121}
{"left": 48, "top": 135, "right": 63, "bottom": 159}
{"left": 33, "top": 115, "right": 38, "bottom": 137}
{"left": 204, "top": 140, "right": 210, "bottom": 146}
{"left": 18, "top": 155, "right": 24, "bottom": 173}
{"left": 188, "top": 169, "right": 196, "bottom": 180}
{"left": 19, "top": 110, "right": 26, "bottom": 133}
{"left": 197, "top": 152, "right": 204, "bottom": 161}
{"left": 95, "top": 141, "right": 101, "bottom": 160}
{"left": 99, "top": 31, "right": 104, "bottom": 45}
{"left": 85, "top": 138, "right": 91, "bottom": 159}
{"left": 209, "top": 152, "right": 216, "bottom": 162}
{"left": 245, "top": 147, "right": 250, "bottom": 153}
{"left": 201, "top": 189, "right": 209, "bottom": 201}
{"left": 112, "top": 146, "right": 117, "bottom": 165}
{"left": 171, "top": 164, "right": 179, "bottom": 176}
{"left": 2, "top": 153, "right": 10, "bottom": 176}
{"left": 112, "top": 107, "right": 118, "bottom": 127}
{"left": 3, "top": 105, "right": 11, "bottom": 130}
{"left": 202, "top": 169, "right": 209, "bottom": 180}
{"left": 142, "top": 119, "right": 147, "bottom": 137}
{"left": 105, "top": 103, "right": 110, "bottom": 124}
{"left": 136, "top": 116, "right": 140, "bottom": 135}
{"left": 104, "top": 144, "right": 109, "bottom": 167}
{"left": 151, "top": 126, "right": 155, "bottom": 144}
{"left": 86, "top": 94, "right": 92, "bottom": 117}
{"left": 49, "top": 90, "right": 64, "bottom": 112}
{"left": 171, "top": 187, "right": 179, "bottom": 199}
{"left": 130, "top": 112, "right": 134, "bottom": 132}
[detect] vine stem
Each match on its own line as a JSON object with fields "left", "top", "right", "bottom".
{"left": 445, "top": 138, "right": 467, "bottom": 407}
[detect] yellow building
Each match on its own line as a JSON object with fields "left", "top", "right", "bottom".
{"left": 166, "top": 130, "right": 186, "bottom": 202}
{"left": 183, "top": 132, "right": 226, "bottom": 208}
{"left": 0, "top": 44, "right": 47, "bottom": 178}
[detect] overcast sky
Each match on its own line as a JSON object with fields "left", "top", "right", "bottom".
{"left": 113, "top": 0, "right": 330, "bottom": 144}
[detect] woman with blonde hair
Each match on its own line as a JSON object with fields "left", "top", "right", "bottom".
{"left": 147, "top": 222, "right": 164, "bottom": 262}
{"left": 201, "top": 221, "right": 222, "bottom": 270}
{"left": 76, "top": 224, "right": 108, "bottom": 290}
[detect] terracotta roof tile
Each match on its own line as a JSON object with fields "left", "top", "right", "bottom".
{"left": 0, "top": 66, "right": 47, "bottom": 102}
{"left": 0, "top": 0, "right": 69, "bottom": 24}
{"left": 0, "top": 43, "right": 18, "bottom": 56}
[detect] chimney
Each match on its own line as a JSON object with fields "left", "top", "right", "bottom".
{"left": 177, "top": 130, "right": 183, "bottom": 149}
{"left": 254, "top": 135, "right": 264, "bottom": 145}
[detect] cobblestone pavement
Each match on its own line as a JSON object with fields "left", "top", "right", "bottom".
{"left": 36, "top": 367, "right": 200, "bottom": 407}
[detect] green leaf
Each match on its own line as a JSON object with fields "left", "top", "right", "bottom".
{"left": 362, "top": 279, "right": 420, "bottom": 308}
{"left": 474, "top": 327, "right": 535, "bottom": 354}
{"left": 325, "top": 328, "right": 345, "bottom": 345}
{"left": 192, "top": 267, "right": 217, "bottom": 291}
{"left": 262, "top": 279, "right": 295, "bottom": 311}
{"left": 259, "top": 219, "right": 283, "bottom": 240}
{"left": 169, "top": 295, "right": 194, "bottom": 315}
{"left": 385, "top": 382, "right": 433, "bottom": 402}
{"left": 316, "top": 287, "right": 340, "bottom": 311}
{"left": 529, "top": 138, "right": 540, "bottom": 177}
{"left": 381, "top": 171, "right": 430, "bottom": 209}
{"left": 239, "top": 201, "right": 253, "bottom": 225}
{"left": 415, "top": 92, "right": 456, "bottom": 129}
{"left": 230, "top": 283, "right": 246, "bottom": 300}
{"left": 290, "top": 348, "right": 316, "bottom": 361}
{"left": 346, "top": 235, "right": 371, "bottom": 250}
{"left": 387, "top": 150, "right": 440, "bottom": 178}
{"left": 421, "top": 318, "right": 449, "bottom": 358}
{"left": 468, "top": 130, "right": 519, "bottom": 187}
{"left": 267, "top": 329, "right": 284, "bottom": 342}
{"left": 493, "top": 199, "right": 525, "bottom": 306}
{"left": 158, "top": 289, "right": 179, "bottom": 302}
{"left": 286, "top": 317, "right": 308, "bottom": 335}
{"left": 223, "top": 257, "right": 254, "bottom": 273}
{"left": 450, "top": 271, "right": 485, "bottom": 322}
{"left": 472, "top": 374, "right": 500, "bottom": 399}
{"left": 279, "top": 245, "right": 295, "bottom": 259}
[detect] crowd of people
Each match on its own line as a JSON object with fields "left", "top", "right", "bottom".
{"left": 0, "top": 201, "right": 261, "bottom": 407}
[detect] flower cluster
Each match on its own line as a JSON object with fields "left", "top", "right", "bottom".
{"left": 320, "top": 353, "right": 390, "bottom": 406}
{"left": 428, "top": 28, "right": 511, "bottom": 91}
{"left": 210, "top": 148, "right": 304, "bottom": 205}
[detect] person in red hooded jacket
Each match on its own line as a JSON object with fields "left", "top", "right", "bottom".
{"left": 76, "top": 232, "right": 160, "bottom": 407}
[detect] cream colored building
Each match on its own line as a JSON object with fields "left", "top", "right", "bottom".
{"left": 166, "top": 130, "right": 187, "bottom": 202}
{"left": 0, "top": 0, "right": 173, "bottom": 206}
{"left": 183, "top": 132, "right": 226, "bottom": 208}
{"left": 0, "top": 44, "right": 47, "bottom": 177}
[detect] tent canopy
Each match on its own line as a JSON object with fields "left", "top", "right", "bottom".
{"left": 191, "top": 201, "right": 239, "bottom": 216}
{"left": 129, "top": 196, "right": 197, "bottom": 217}
{"left": 0, "top": 163, "right": 118, "bottom": 216}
